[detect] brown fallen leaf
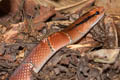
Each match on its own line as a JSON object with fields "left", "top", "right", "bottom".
{"left": 24, "top": 0, "right": 37, "bottom": 17}
{"left": 103, "top": 16, "right": 118, "bottom": 48}
{"left": 113, "top": 16, "right": 120, "bottom": 46}
{"left": 88, "top": 49, "right": 120, "bottom": 63}
{"left": 3, "top": 22, "right": 25, "bottom": 43}
{"left": 89, "top": 16, "right": 119, "bottom": 63}
{"left": 91, "top": 16, "right": 118, "bottom": 49}
{"left": 33, "top": 6, "right": 56, "bottom": 23}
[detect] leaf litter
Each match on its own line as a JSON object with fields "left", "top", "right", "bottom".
{"left": 0, "top": 0, "right": 120, "bottom": 80}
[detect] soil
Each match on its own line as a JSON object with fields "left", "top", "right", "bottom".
{"left": 0, "top": 0, "right": 120, "bottom": 80}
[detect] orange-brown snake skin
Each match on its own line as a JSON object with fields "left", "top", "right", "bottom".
{"left": 9, "top": 6, "right": 105, "bottom": 80}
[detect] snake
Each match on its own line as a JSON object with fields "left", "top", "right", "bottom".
{"left": 9, "top": 6, "right": 105, "bottom": 80}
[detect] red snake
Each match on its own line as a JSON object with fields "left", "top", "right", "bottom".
{"left": 9, "top": 6, "right": 105, "bottom": 80}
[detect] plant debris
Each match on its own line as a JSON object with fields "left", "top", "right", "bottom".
{"left": 0, "top": 0, "right": 120, "bottom": 80}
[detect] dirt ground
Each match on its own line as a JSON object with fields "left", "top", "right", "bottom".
{"left": 0, "top": 0, "right": 120, "bottom": 80}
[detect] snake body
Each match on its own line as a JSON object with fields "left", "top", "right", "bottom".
{"left": 9, "top": 6, "right": 105, "bottom": 80}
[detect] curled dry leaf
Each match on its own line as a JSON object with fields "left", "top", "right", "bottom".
{"left": 103, "top": 16, "right": 118, "bottom": 48}
{"left": 91, "top": 16, "right": 118, "bottom": 48}
{"left": 2, "top": 5, "right": 56, "bottom": 43}
{"left": 3, "top": 22, "right": 25, "bottom": 43}
{"left": 2, "top": 4, "right": 56, "bottom": 43}
{"left": 113, "top": 16, "right": 120, "bottom": 46}
{"left": 88, "top": 49, "right": 119, "bottom": 63}
{"left": 0, "top": 0, "right": 56, "bottom": 25}
{"left": 24, "top": 0, "right": 37, "bottom": 17}
{"left": 24, "top": 0, "right": 49, "bottom": 17}
{"left": 24, "top": 5, "right": 56, "bottom": 33}
{"left": 88, "top": 16, "right": 119, "bottom": 63}
{"left": 33, "top": 6, "right": 56, "bottom": 23}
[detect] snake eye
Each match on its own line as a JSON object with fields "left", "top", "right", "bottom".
{"left": 96, "top": 11, "right": 100, "bottom": 15}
